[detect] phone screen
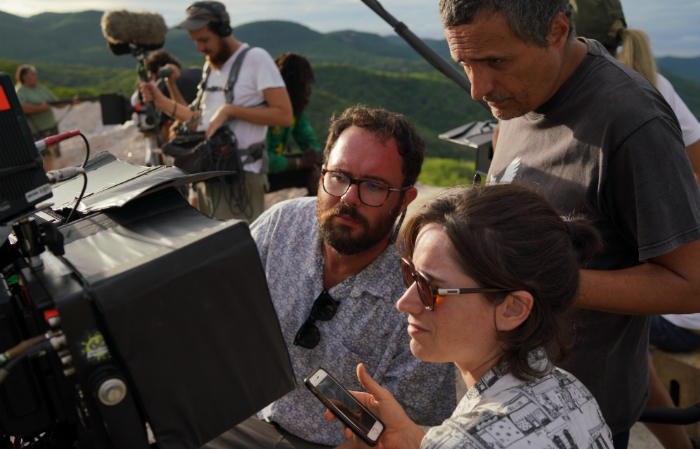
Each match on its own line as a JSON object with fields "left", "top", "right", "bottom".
{"left": 316, "top": 375, "right": 377, "bottom": 434}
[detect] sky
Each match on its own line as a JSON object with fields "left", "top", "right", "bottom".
{"left": 0, "top": 0, "right": 698, "bottom": 57}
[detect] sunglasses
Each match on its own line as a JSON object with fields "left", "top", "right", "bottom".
{"left": 294, "top": 290, "right": 340, "bottom": 349}
{"left": 400, "top": 257, "right": 514, "bottom": 311}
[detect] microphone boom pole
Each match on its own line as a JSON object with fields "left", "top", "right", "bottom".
{"left": 360, "top": 0, "right": 491, "bottom": 112}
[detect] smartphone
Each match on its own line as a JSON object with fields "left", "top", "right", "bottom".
{"left": 304, "top": 367, "right": 385, "bottom": 446}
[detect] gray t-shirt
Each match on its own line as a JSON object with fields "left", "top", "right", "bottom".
{"left": 489, "top": 39, "right": 700, "bottom": 433}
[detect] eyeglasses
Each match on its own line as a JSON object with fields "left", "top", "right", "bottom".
{"left": 294, "top": 290, "right": 340, "bottom": 349}
{"left": 400, "top": 257, "right": 514, "bottom": 311}
{"left": 321, "top": 169, "right": 411, "bottom": 207}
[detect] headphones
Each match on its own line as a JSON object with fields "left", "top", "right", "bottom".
{"left": 188, "top": 2, "right": 232, "bottom": 37}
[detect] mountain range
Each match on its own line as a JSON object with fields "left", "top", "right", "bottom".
{"left": 1, "top": 10, "right": 698, "bottom": 84}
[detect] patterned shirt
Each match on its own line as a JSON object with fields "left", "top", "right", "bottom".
{"left": 422, "top": 349, "right": 613, "bottom": 449}
{"left": 251, "top": 197, "right": 455, "bottom": 446}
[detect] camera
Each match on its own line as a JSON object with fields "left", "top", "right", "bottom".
{"left": 0, "top": 72, "right": 296, "bottom": 449}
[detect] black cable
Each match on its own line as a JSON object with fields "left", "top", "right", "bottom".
{"left": 0, "top": 339, "right": 53, "bottom": 385}
{"left": 64, "top": 133, "right": 90, "bottom": 224}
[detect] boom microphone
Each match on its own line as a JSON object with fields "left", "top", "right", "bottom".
{"left": 101, "top": 10, "right": 169, "bottom": 56}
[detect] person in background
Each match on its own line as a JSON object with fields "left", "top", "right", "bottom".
{"left": 15, "top": 65, "right": 78, "bottom": 172}
{"left": 266, "top": 52, "right": 323, "bottom": 195}
{"left": 140, "top": 1, "right": 293, "bottom": 222}
{"left": 328, "top": 184, "right": 612, "bottom": 449}
{"left": 617, "top": 28, "right": 700, "bottom": 182}
{"left": 143, "top": 50, "right": 203, "bottom": 146}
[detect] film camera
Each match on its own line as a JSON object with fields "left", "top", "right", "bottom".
{"left": 0, "top": 71, "right": 295, "bottom": 449}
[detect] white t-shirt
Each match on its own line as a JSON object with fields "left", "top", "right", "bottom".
{"left": 197, "top": 43, "right": 285, "bottom": 173}
{"left": 655, "top": 73, "right": 700, "bottom": 330}
{"left": 656, "top": 73, "right": 700, "bottom": 147}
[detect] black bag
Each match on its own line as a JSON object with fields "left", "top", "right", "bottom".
{"left": 161, "top": 128, "right": 243, "bottom": 183}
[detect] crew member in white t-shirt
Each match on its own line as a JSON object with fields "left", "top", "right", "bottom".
{"left": 140, "top": 1, "right": 292, "bottom": 222}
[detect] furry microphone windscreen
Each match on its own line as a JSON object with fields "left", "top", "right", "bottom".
{"left": 101, "top": 10, "right": 169, "bottom": 55}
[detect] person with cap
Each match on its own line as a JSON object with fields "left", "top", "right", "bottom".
{"left": 140, "top": 1, "right": 292, "bottom": 222}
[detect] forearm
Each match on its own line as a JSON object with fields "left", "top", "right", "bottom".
{"left": 224, "top": 104, "right": 292, "bottom": 127}
{"left": 22, "top": 103, "right": 48, "bottom": 114}
{"left": 578, "top": 263, "right": 700, "bottom": 314}
{"left": 154, "top": 96, "right": 196, "bottom": 124}
{"left": 165, "top": 79, "right": 188, "bottom": 106}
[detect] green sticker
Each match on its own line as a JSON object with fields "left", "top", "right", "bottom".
{"left": 80, "top": 330, "right": 110, "bottom": 362}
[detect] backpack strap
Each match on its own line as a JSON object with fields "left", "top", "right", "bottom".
{"left": 199, "top": 46, "right": 252, "bottom": 104}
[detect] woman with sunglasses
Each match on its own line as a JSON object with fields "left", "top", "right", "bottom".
{"left": 325, "top": 184, "right": 613, "bottom": 449}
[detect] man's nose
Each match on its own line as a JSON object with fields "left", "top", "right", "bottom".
{"left": 468, "top": 66, "right": 494, "bottom": 101}
{"left": 341, "top": 183, "right": 362, "bottom": 208}
{"left": 196, "top": 43, "right": 206, "bottom": 53}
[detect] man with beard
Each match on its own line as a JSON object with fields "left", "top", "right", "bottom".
{"left": 140, "top": 1, "right": 292, "bottom": 221}
{"left": 201, "top": 106, "right": 455, "bottom": 448}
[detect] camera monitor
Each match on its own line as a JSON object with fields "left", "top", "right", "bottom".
{"left": 0, "top": 72, "right": 52, "bottom": 223}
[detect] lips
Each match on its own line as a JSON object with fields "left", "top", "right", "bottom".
{"left": 408, "top": 322, "right": 428, "bottom": 335}
{"left": 335, "top": 213, "right": 362, "bottom": 226}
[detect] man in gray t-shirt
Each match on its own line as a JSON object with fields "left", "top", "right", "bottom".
{"left": 439, "top": 0, "right": 700, "bottom": 446}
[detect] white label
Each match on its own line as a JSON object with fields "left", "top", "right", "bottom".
{"left": 25, "top": 184, "right": 52, "bottom": 203}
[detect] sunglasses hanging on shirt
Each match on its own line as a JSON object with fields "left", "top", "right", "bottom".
{"left": 294, "top": 290, "right": 340, "bottom": 349}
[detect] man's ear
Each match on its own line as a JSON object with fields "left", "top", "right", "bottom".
{"left": 495, "top": 290, "right": 533, "bottom": 332}
{"left": 400, "top": 187, "right": 418, "bottom": 212}
{"left": 548, "top": 12, "right": 571, "bottom": 49}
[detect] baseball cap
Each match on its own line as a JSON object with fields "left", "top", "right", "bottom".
{"left": 177, "top": 1, "right": 230, "bottom": 30}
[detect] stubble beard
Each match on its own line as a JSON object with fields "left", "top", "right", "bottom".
{"left": 484, "top": 93, "right": 529, "bottom": 121}
{"left": 208, "top": 38, "right": 233, "bottom": 67}
{"left": 316, "top": 199, "right": 399, "bottom": 256}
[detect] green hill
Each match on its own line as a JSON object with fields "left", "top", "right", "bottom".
{"left": 0, "top": 58, "right": 489, "bottom": 159}
{"left": 0, "top": 11, "right": 445, "bottom": 73}
{"left": 657, "top": 56, "right": 700, "bottom": 85}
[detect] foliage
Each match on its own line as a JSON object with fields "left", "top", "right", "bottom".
{"left": 660, "top": 69, "right": 700, "bottom": 119}
{"left": 418, "top": 157, "right": 476, "bottom": 187}
{"left": 657, "top": 56, "right": 700, "bottom": 85}
{"left": 307, "top": 63, "right": 492, "bottom": 158}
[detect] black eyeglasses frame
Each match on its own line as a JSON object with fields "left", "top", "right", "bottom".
{"left": 321, "top": 168, "right": 411, "bottom": 207}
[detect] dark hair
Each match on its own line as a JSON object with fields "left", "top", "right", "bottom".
{"left": 325, "top": 105, "right": 424, "bottom": 188}
{"left": 206, "top": 20, "right": 232, "bottom": 37}
{"left": 399, "top": 184, "right": 602, "bottom": 380}
{"left": 145, "top": 50, "right": 182, "bottom": 76}
{"left": 438, "top": 0, "right": 575, "bottom": 47}
{"left": 275, "top": 52, "right": 315, "bottom": 118}
{"left": 15, "top": 64, "right": 36, "bottom": 86}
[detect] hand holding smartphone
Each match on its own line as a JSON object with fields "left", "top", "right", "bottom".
{"left": 304, "top": 367, "right": 385, "bottom": 446}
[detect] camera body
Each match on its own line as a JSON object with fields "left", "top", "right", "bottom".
{"left": 1, "top": 73, "right": 296, "bottom": 448}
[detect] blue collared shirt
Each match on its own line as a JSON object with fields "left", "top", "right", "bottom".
{"left": 251, "top": 197, "right": 455, "bottom": 446}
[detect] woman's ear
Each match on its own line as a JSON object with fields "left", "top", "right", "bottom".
{"left": 495, "top": 290, "right": 533, "bottom": 332}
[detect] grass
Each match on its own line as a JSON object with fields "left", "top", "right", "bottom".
{"left": 418, "top": 157, "right": 476, "bottom": 187}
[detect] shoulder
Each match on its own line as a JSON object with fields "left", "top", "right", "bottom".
{"left": 251, "top": 197, "right": 316, "bottom": 234}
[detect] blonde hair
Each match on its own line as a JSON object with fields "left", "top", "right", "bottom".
{"left": 617, "top": 29, "right": 658, "bottom": 87}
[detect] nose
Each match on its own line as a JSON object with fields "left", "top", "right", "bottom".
{"left": 467, "top": 66, "right": 494, "bottom": 101}
{"left": 340, "top": 183, "right": 362, "bottom": 208}
{"left": 397, "top": 282, "right": 425, "bottom": 315}
{"left": 196, "top": 42, "right": 207, "bottom": 53}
